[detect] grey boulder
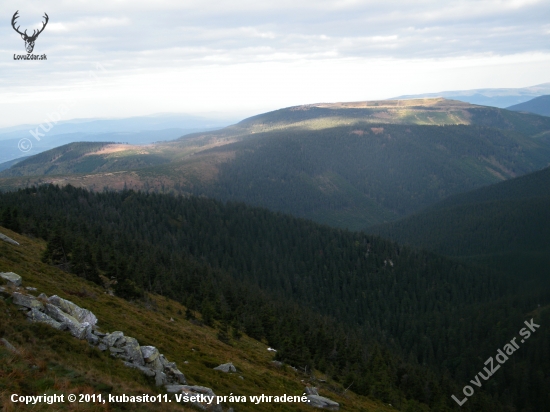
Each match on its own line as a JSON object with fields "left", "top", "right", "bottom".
{"left": 213, "top": 362, "right": 237, "bottom": 373}
{"left": 48, "top": 295, "right": 97, "bottom": 326}
{"left": 103, "top": 331, "right": 125, "bottom": 348}
{"left": 155, "top": 371, "right": 167, "bottom": 386}
{"left": 0, "top": 233, "right": 19, "bottom": 246}
{"left": 12, "top": 292, "right": 44, "bottom": 310}
{"left": 165, "top": 365, "right": 187, "bottom": 384}
{"left": 26, "top": 308, "right": 66, "bottom": 330}
{"left": 121, "top": 336, "right": 144, "bottom": 366}
{"left": 141, "top": 346, "right": 163, "bottom": 371}
{"left": 44, "top": 303, "right": 89, "bottom": 339}
{"left": 305, "top": 387, "right": 320, "bottom": 396}
{"left": 306, "top": 395, "right": 340, "bottom": 410}
{"left": 0, "top": 272, "right": 22, "bottom": 286}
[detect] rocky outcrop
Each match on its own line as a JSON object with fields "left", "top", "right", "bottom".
{"left": 9, "top": 284, "right": 187, "bottom": 390}
{"left": 12, "top": 292, "right": 44, "bottom": 310}
{"left": 0, "top": 233, "right": 19, "bottom": 246}
{"left": 44, "top": 303, "right": 91, "bottom": 339}
{"left": 5, "top": 272, "right": 302, "bottom": 412}
{"left": 303, "top": 386, "right": 339, "bottom": 410}
{"left": 48, "top": 295, "right": 98, "bottom": 326}
{"left": 27, "top": 308, "right": 66, "bottom": 330}
{"left": 213, "top": 362, "right": 237, "bottom": 373}
{"left": 1, "top": 272, "right": 22, "bottom": 286}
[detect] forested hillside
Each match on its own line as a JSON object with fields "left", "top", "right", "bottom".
{"left": 193, "top": 123, "right": 550, "bottom": 228}
{"left": 2, "top": 99, "right": 550, "bottom": 230}
{"left": 1, "top": 185, "right": 549, "bottom": 411}
{"left": 507, "top": 95, "right": 550, "bottom": 117}
{"left": 366, "top": 166, "right": 550, "bottom": 286}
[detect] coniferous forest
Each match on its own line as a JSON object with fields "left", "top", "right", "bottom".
{"left": 1, "top": 185, "right": 548, "bottom": 411}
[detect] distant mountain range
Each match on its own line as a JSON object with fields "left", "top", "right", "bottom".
{"left": 0, "top": 113, "right": 234, "bottom": 165}
{"left": 2, "top": 98, "right": 550, "bottom": 230}
{"left": 507, "top": 95, "right": 550, "bottom": 117}
{"left": 392, "top": 83, "right": 550, "bottom": 108}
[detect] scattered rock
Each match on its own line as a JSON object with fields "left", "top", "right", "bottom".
{"left": 155, "top": 371, "right": 167, "bottom": 386}
{"left": 160, "top": 355, "right": 173, "bottom": 368}
{"left": 25, "top": 287, "right": 37, "bottom": 291}
{"left": 165, "top": 365, "right": 187, "bottom": 384}
{"left": 271, "top": 361, "right": 283, "bottom": 368}
{"left": 86, "top": 329, "right": 100, "bottom": 345}
{"left": 12, "top": 292, "right": 44, "bottom": 310}
{"left": 0, "top": 272, "right": 22, "bottom": 286}
{"left": 26, "top": 308, "right": 66, "bottom": 330}
{"left": 141, "top": 346, "right": 163, "bottom": 371}
{"left": 141, "top": 345, "right": 160, "bottom": 362}
{"left": 121, "top": 336, "right": 145, "bottom": 366}
{"left": 213, "top": 362, "right": 237, "bottom": 373}
{"left": 48, "top": 295, "right": 97, "bottom": 326}
{"left": 267, "top": 347, "right": 277, "bottom": 352}
{"left": 0, "top": 233, "right": 19, "bottom": 246}
{"left": 43, "top": 302, "right": 91, "bottom": 340}
{"left": 5, "top": 276, "right": 198, "bottom": 397}
{"left": 103, "top": 331, "right": 125, "bottom": 348}
{"left": 306, "top": 395, "right": 339, "bottom": 410}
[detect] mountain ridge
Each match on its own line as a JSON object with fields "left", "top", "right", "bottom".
{"left": 391, "top": 83, "right": 550, "bottom": 108}
{"left": 1, "top": 98, "right": 550, "bottom": 230}
{"left": 507, "top": 95, "right": 550, "bottom": 117}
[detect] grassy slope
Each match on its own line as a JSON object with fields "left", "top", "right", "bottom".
{"left": 0, "top": 226, "right": 393, "bottom": 412}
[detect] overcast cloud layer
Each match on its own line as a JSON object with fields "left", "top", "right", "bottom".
{"left": 1, "top": 0, "right": 549, "bottom": 126}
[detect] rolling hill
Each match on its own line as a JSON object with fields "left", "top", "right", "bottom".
{"left": 392, "top": 83, "right": 550, "bottom": 108}
{"left": 2, "top": 98, "right": 550, "bottom": 229}
{"left": 507, "top": 95, "right": 550, "bottom": 117}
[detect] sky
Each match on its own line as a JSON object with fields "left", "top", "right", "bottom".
{"left": 0, "top": 0, "right": 549, "bottom": 127}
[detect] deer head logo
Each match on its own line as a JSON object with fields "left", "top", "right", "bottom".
{"left": 11, "top": 11, "right": 49, "bottom": 54}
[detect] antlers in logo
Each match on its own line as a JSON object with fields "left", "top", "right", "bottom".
{"left": 12, "top": 11, "right": 49, "bottom": 54}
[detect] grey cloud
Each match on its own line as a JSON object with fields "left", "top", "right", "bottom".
{"left": 3, "top": 1, "right": 549, "bottom": 66}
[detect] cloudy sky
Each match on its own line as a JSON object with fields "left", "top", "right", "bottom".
{"left": 1, "top": 0, "right": 549, "bottom": 127}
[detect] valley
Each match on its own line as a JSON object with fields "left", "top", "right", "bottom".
{"left": 2, "top": 98, "right": 550, "bottom": 230}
